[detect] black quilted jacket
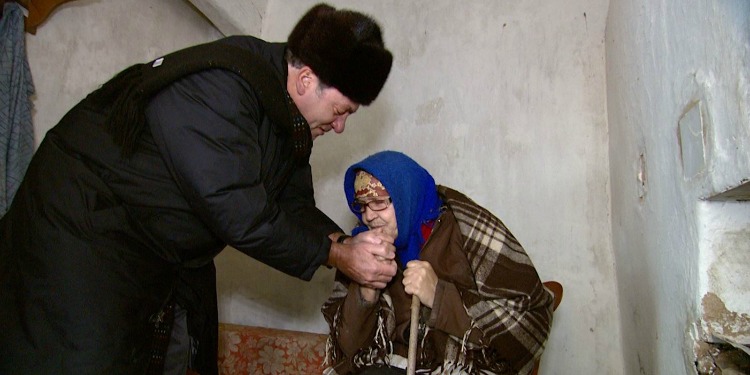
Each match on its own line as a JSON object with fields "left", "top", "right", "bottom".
{"left": 0, "top": 36, "right": 340, "bottom": 374}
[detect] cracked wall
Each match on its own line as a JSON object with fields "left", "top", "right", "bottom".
{"left": 699, "top": 203, "right": 750, "bottom": 346}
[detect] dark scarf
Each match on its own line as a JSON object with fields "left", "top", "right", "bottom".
{"left": 285, "top": 92, "right": 313, "bottom": 162}
{"left": 90, "top": 40, "right": 311, "bottom": 163}
{"left": 344, "top": 151, "right": 442, "bottom": 268}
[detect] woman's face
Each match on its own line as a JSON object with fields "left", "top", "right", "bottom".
{"left": 360, "top": 196, "right": 398, "bottom": 239}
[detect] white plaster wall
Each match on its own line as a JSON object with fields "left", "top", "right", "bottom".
{"left": 25, "top": 0, "right": 222, "bottom": 145}
{"left": 215, "top": 1, "right": 624, "bottom": 373}
{"left": 606, "top": 0, "right": 750, "bottom": 373}
{"left": 188, "top": 0, "right": 266, "bottom": 36}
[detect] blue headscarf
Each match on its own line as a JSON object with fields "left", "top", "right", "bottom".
{"left": 344, "top": 151, "right": 443, "bottom": 268}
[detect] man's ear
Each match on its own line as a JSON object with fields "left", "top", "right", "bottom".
{"left": 295, "top": 66, "right": 315, "bottom": 96}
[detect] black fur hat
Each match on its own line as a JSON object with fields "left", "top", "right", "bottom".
{"left": 288, "top": 3, "right": 393, "bottom": 105}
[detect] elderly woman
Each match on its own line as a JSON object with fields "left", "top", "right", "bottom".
{"left": 322, "top": 151, "right": 554, "bottom": 375}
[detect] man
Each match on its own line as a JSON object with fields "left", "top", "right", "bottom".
{"left": 323, "top": 151, "right": 554, "bottom": 374}
{"left": 0, "top": 3, "right": 396, "bottom": 374}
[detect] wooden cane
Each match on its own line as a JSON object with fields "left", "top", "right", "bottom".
{"left": 407, "top": 295, "right": 420, "bottom": 375}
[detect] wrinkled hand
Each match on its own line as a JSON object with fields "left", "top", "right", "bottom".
{"left": 403, "top": 260, "right": 438, "bottom": 308}
{"left": 354, "top": 230, "right": 394, "bottom": 258}
{"left": 328, "top": 230, "right": 396, "bottom": 289}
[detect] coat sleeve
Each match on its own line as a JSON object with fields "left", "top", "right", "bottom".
{"left": 146, "top": 68, "right": 330, "bottom": 279}
{"left": 277, "top": 161, "right": 342, "bottom": 237}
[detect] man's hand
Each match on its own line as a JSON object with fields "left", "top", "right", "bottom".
{"left": 403, "top": 260, "right": 438, "bottom": 308}
{"left": 328, "top": 230, "right": 396, "bottom": 289}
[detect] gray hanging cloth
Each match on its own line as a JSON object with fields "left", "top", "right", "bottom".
{"left": 0, "top": 1, "right": 35, "bottom": 216}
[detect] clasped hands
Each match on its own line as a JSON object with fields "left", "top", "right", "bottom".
{"left": 330, "top": 229, "right": 396, "bottom": 290}
{"left": 333, "top": 229, "right": 438, "bottom": 307}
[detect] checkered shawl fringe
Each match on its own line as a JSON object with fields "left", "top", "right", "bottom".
{"left": 324, "top": 186, "right": 553, "bottom": 374}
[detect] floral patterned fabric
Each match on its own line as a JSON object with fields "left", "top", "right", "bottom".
{"left": 218, "top": 323, "right": 327, "bottom": 374}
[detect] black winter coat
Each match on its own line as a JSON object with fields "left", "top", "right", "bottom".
{"left": 0, "top": 36, "right": 340, "bottom": 374}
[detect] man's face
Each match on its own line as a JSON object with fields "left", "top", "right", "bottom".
{"left": 295, "top": 71, "right": 360, "bottom": 139}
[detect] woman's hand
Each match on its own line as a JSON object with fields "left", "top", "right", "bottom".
{"left": 402, "top": 260, "right": 438, "bottom": 308}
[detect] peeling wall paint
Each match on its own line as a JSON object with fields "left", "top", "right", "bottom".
{"left": 607, "top": 0, "right": 750, "bottom": 373}
{"left": 701, "top": 292, "right": 750, "bottom": 343}
{"left": 706, "top": 229, "right": 750, "bottom": 314}
{"left": 699, "top": 201, "right": 750, "bottom": 345}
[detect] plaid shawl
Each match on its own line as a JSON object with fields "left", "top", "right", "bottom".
{"left": 437, "top": 185, "right": 553, "bottom": 374}
{"left": 323, "top": 186, "right": 553, "bottom": 374}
